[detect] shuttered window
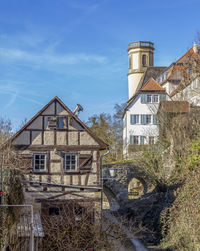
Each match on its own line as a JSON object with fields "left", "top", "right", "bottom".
{"left": 141, "top": 114, "right": 146, "bottom": 125}
{"left": 147, "top": 94, "right": 152, "bottom": 103}
{"left": 141, "top": 94, "right": 147, "bottom": 104}
{"left": 140, "top": 136, "right": 146, "bottom": 145}
{"left": 149, "top": 136, "right": 155, "bottom": 145}
{"left": 153, "top": 115, "right": 157, "bottom": 125}
{"left": 79, "top": 154, "right": 92, "bottom": 174}
{"left": 142, "top": 94, "right": 163, "bottom": 103}
{"left": 130, "top": 114, "right": 139, "bottom": 125}
{"left": 160, "top": 94, "right": 166, "bottom": 101}
{"left": 130, "top": 135, "right": 139, "bottom": 145}
{"left": 141, "top": 114, "right": 151, "bottom": 125}
{"left": 153, "top": 94, "right": 159, "bottom": 103}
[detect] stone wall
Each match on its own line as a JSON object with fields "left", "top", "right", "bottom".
{"left": 102, "top": 162, "right": 151, "bottom": 209}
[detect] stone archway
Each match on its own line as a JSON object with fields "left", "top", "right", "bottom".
{"left": 128, "top": 176, "right": 148, "bottom": 199}
{"left": 103, "top": 186, "right": 120, "bottom": 211}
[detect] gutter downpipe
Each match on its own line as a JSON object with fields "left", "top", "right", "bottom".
{"left": 0, "top": 204, "right": 34, "bottom": 251}
{"left": 100, "top": 149, "right": 110, "bottom": 223}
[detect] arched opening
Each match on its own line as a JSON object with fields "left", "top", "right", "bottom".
{"left": 103, "top": 186, "right": 120, "bottom": 211}
{"left": 103, "top": 192, "right": 110, "bottom": 210}
{"left": 142, "top": 54, "right": 147, "bottom": 67}
{"left": 128, "top": 177, "right": 145, "bottom": 199}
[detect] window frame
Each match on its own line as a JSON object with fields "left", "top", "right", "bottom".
{"left": 140, "top": 136, "right": 146, "bottom": 145}
{"left": 33, "top": 153, "right": 47, "bottom": 172}
{"left": 57, "top": 116, "right": 67, "bottom": 129}
{"left": 142, "top": 54, "right": 147, "bottom": 67}
{"left": 152, "top": 94, "right": 159, "bottom": 103}
{"left": 149, "top": 136, "right": 155, "bottom": 145}
{"left": 130, "top": 135, "right": 139, "bottom": 145}
{"left": 146, "top": 115, "right": 151, "bottom": 124}
{"left": 147, "top": 94, "right": 152, "bottom": 103}
{"left": 130, "top": 114, "right": 139, "bottom": 125}
{"left": 64, "top": 153, "right": 78, "bottom": 172}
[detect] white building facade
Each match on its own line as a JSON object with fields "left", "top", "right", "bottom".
{"left": 123, "top": 78, "right": 167, "bottom": 156}
{"left": 123, "top": 40, "right": 200, "bottom": 157}
{"left": 123, "top": 41, "right": 168, "bottom": 157}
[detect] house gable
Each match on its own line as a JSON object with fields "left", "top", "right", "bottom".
{"left": 11, "top": 96, "right": 107, "bottom": 150}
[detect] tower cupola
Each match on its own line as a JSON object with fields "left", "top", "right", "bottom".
{"left": 127, "top": 41, "right": 154, "bottom": 99}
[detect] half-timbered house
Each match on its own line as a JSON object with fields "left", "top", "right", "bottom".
{"left": 8, "top": 96, "right": 108, "bottom": 227}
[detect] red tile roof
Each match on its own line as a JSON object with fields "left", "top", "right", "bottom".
{"left": 158, "top": 101, "right": 190, "bottom": 113}
{"left": 176, "top": 46, "right": 200, "bottom": 64}
{"left": 140, "top": 78, "right": 165, "bottom": 92}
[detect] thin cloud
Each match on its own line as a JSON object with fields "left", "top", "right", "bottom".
{"left": 0, "top": 47, "right": 107, "bottom": 66}
{"left": 4, "top": 92, "right": 18, "bottom": 109}
{"left": 0, "top": 84, "right": 43, "bottom": 110}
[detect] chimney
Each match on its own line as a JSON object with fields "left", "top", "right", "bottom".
{"left": 73, "top": 104, "right": 83, "bottom": 116}
{"left": 193, "top": 42, "right": 198, "bottom": 54}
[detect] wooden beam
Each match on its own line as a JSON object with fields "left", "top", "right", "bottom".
{"left": 24, "top": 179, "right": 102, "bottom": 191}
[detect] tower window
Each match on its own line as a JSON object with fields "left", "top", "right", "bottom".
{"left": 129, "top": 55, "right": 132, "bottom": 69}
{"left": 142, "top": 54, "right": 147, "bottom": 67}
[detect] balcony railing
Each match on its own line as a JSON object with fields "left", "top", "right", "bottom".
{"left": 128, "top": 41, "right": 154, "bottom": 50}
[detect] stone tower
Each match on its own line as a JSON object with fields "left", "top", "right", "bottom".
{"left": 127, "top": 41, "right": 154, "bottom": 99}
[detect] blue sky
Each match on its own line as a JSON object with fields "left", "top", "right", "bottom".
{"left": 0, "top": 0, "right": 200, "bottom": 130}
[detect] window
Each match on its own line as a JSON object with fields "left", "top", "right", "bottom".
{"left": 146, "top": 115, "right": 151, "bottom": 124}
{"left": 145, "top": 94, "right": 159, "bottom": 103}
{"left": 57, "top": 117, "right": 67, "bottom": 129}
{"left": 130, "top": 135, "right": 139, "bottom": 145}
{"left": 129, "top": 55, "right": 132, "bottom": 69}
{"left": 142, "top": 54, "right": 147, "bottom": 67}
{"left": 160, "top": 94, "right": 166, "bottom": 101}
{"left": 140, "top": 136, "right": 146, "bottom": 145}
{"left": 147, "top": 94, "right": 152, "bottom": 103}
{"left": 33, "top": 154, "right": 47, "bottom": 171}
{"left": 141, "top": 114, "right": 152, "bottom": 125}
{"left": 130, "top": 114, "right": 139, "bottom": 125}
{"left": 153, "top": 94, "right": 159, "bottom": 103}
{"left": 64, "top": 154, "right": 78, "bottom": 172}
{"left": 141, "top": 94, "right": 147, "bottom": 103}
{"left": 49, "top": 207, "right": 61, "bottom": 216}
{"left": 149, "top": 136, "right": 155, "bottom": 145}
{"left": 153, "top": 115, "right": 157, "bottom": 125}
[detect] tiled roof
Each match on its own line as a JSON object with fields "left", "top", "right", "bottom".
{"left": 136, "top": 66, "right": 167, "bottom": 92}
{"left": 176, "top": 46, "right": 200, "bottom": 64}
{"left": 160, "top": 46, "right": 200, "bottom": 96}
{"left": 158, "top": 101, "right": 190, "bottom": 113}
{"left": 140, "top": 77, "right": 165, "bottom": 91}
